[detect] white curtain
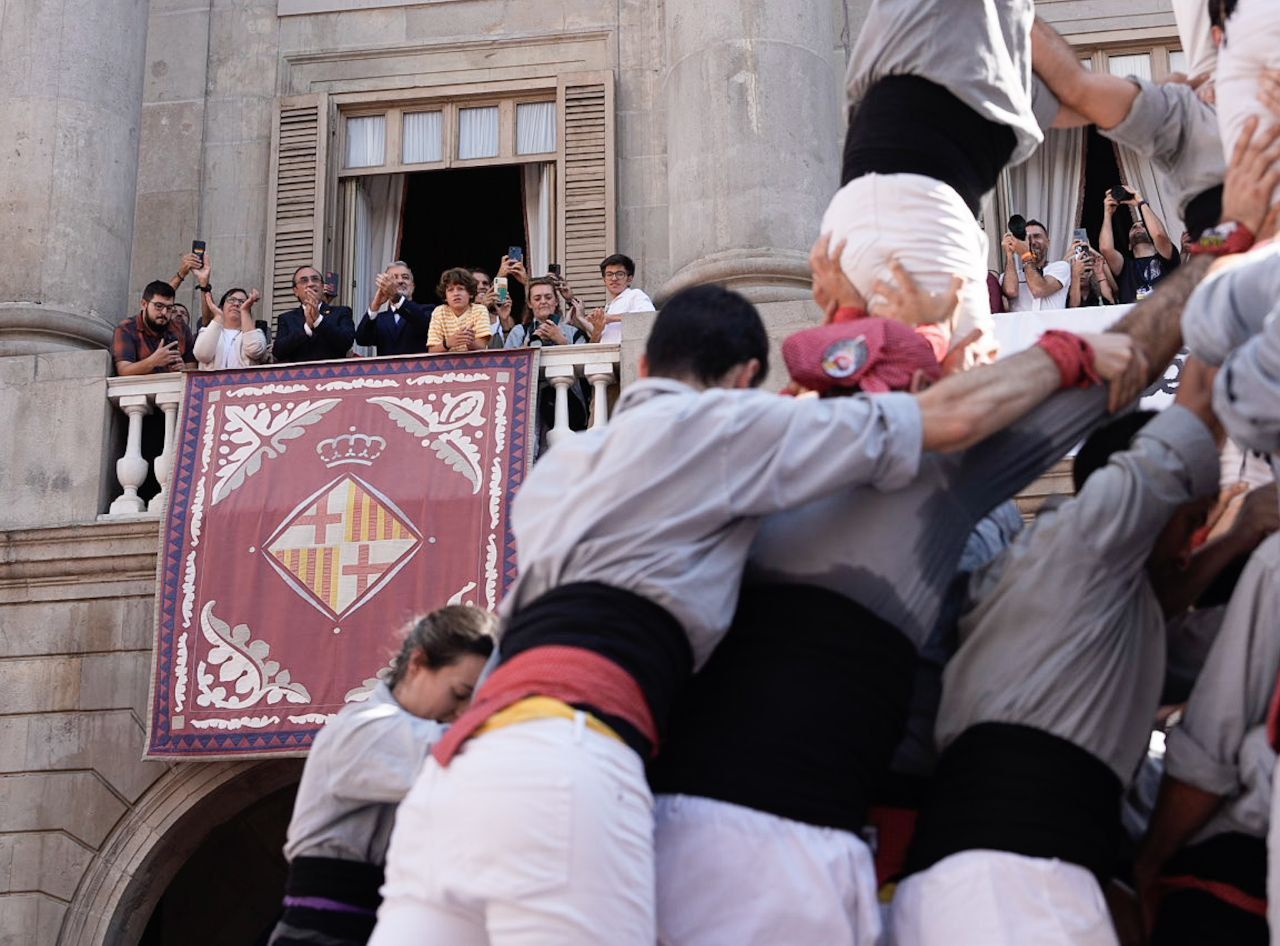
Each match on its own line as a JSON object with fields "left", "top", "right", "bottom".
{"left": 517, "top": 102, "right": 557, "bottom": 155}
{"left": 346, "top": 115, "right": 386, "bottom": 169}
{"left": 983, "top": 126, "right": 1086, "bottom": 268}
{"left": 522, "top": 163, "right": 554, "bottom": 278}
{"left": 1107, "top": 54, "right": 1183, "bottom": 235}
{"left": 403, "top": 111, "right": 443, "bottom": 164}
{"left": 458, "top": 107, "right": 499, "bottom": 160}
{"left": 351, "top": 174, "right": 406, "bottom": 354}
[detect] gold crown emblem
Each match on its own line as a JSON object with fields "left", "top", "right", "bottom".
{"left": 316, "top": 429, "right": 386, "bottom": 467}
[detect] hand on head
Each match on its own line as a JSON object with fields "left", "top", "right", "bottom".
{"left": 871, "top": 258, "right": 965, "bottom": 328}
{"left": 809, "top": 233, "right": 866, "bottom": 321}
{"left": 1221, "top": 116, "right": 1280, "bottom": 238}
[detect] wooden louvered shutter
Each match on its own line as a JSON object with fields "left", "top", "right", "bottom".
{"left": 264, "top": 94, "right": 329, "bottom": 327}
{"left": 557, "top": 74, "right": 615, "bottom": 312}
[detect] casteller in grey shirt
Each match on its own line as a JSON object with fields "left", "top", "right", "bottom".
{"left": 1164, "top": 532, "right": 1280, "bottom": 843}
{"left": 938, "top": 405, "right": 1221, "bottom": 785}
{"left": 503, "top": 377, "right": 923, "bottom": 669}
{"left": 845, "top": 0, "right": 1042, "bottom": 166}
{"left": 284, "top": 682, "right": 445, "bottom": 866}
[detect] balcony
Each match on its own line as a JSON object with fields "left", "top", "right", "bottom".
{"left": 99, "top": 343, "right": 622, "bottom": 519}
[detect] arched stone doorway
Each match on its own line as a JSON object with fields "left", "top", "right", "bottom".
{"left": 60, "top": 758, "right": 304, "bottom": 946}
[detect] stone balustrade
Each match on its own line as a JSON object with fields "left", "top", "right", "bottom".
{"left": 101, "top": 344, "right": 622, "bottom": 520}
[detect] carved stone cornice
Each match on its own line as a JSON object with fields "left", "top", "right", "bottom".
{"left": 0, "top": 519, "right": 160, "bottom": 603}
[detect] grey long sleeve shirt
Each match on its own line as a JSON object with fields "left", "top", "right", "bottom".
{"left": 749, "top": 386, "right": 1109, "bottom": 650}
{"left": 284, "top": 683, "right": 444, "bottom": 864}
{"left": 1182, "top": 241, "right": 1280, "bottom": 367}
{"left": 938, "top": 406, "right": 1221, "bottom": 784}
{"left": 502, "top": 378, "right": 924, "bottom": 669}
{"left": 1164, "top": 533, "right": 1280, "bottom": 842}
{"left": 845, "top": 0, "right": 1042, "bottom": 166}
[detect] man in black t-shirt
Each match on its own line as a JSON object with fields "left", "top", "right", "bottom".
{"left": 1100, "top": 188, "right": 1181, "bottom": 304}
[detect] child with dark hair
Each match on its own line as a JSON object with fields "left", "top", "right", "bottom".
{"left": 269, "top": 605, "right": 495, "bottom": 946}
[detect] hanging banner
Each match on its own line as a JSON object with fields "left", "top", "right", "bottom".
{"left": 146, "top": 350, "right": 539, "bottom": 758}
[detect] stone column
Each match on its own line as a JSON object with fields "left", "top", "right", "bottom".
{"left": 0, "top": 0, "right": 150, "bottom": 355}
{"left": 662, "top": 0, "right": 842, "bottom": 304}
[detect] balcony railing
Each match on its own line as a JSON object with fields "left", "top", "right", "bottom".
{"left": 101, "top": 344, "right": 622, "bottom": 520}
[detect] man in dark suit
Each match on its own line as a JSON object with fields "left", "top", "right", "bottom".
{"left": 272, "top": 265, "right": 356, "bottom": 363}
{"left": 354, "top": 261, "right": 431, "bottom": 356}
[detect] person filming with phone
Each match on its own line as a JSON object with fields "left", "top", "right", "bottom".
{"left": 112, "top": 279, "right": 196, "bottom": 376}
{"left": 1100, "top": 185, "right": 1181, "bottom": 304}
{"left": 1065, "top": 231, "right": 1119, "bottom": 308}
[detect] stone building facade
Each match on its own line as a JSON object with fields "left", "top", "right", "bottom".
{"left": 0, "top": 1, "right": 1183, "bottom": 941}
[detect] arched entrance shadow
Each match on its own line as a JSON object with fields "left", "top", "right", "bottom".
{"left": 60, "top": 758, "right": 304, "bottom": 946}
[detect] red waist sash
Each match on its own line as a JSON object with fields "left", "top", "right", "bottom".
{"left": 432, "top": 645, "right": 656, "bottom": 766}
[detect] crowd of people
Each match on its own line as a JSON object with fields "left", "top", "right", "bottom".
{"left": 110, "top": 251, "right": 655, "bottom": 379}
{"left": 113, "top": 0, "right": 1280, "bottom": 944}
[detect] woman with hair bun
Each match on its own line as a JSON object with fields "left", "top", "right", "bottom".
{"left": 268, "top": 605, "right": 496, "bottom": 946}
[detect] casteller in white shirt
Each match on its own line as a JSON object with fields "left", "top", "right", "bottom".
{"left": 601, "top": 286, "right": 656, "bottom": 344}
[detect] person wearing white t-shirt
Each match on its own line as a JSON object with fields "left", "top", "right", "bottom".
{"left": 1001, "top": 219, "right": 1072, "bottom": 312}
{"left": 594, "top": 253, "right": 655, "bottom": 344}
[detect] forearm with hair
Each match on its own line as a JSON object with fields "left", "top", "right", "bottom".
{"left": 1032, "top": 17, "right": 1137, "bottom": 129}
{"left": 1002, "top": 257, "right": 1020, "bottom": 299}
{"left": 1107, "top": 255, "right": 1213, "bottom": 383}
{"left": 1024, "top": 262, "right": 1062, "bottom": 299}
{"left": 918, "top": 347, "right": 1061, "bottom": 452}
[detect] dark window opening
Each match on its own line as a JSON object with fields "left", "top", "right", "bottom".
{"left": 399, "top": 165, "right": 529, "bottom": 310}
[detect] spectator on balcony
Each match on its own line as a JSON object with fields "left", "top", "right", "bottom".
{"left": 190, "top": 256, "right": 269, "bottom": 371}
{"left": 1067, "top": 240, "right": 1119, "bottom": 308}
{"left": 112, "top": 280, "right": 196, "bottom": 376}
{"left": 272, "top": 605, "right": 494, "bottom": 946}
{"left": 355, "top": 261, "right": 430, "bottom": 357}
{"left": 504, "top": 277, "right": 590, "bottom": 349}
{"left": 469, "top": 267, "right": 502, "bottom": 348}
{"left": 1100, "top": 189, "right": 1181, "bottom": 304}
{"left": 426, "top": 268, "right": 491, "bottom": 353}
{"left": 1001, "top": 219, "right": 1072, "bottom": 312}
{"left": 592, "top": 253, "right": 655, "bottom": 344}
{"left": 273, "top": 266, "right": 356, "bottom": 364}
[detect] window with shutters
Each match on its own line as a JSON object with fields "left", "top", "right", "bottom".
{"left": 263, "top": 74, "right": 615, "bottom": 321}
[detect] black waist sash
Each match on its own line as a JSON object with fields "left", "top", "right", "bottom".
{"left": 904, "top": 723, "right": 1123, "bottom": 883}
{"left": 285, "top": 856, "right": 383, "bottom": 910}
{"left": 501, "top": 582, "right": 692, "bottom": 757}
{"left": 272, "top": 856, "right": 383, "bottom": 944}
{"left": 842, "top": 75, "right": 1017, "bottom": 216}
{"left": 647, "top": 582, "right": 916, "bottom": 833}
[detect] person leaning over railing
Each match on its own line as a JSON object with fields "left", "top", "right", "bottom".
{"left": 190, "top": 253, "right": 269, "bottom": 370}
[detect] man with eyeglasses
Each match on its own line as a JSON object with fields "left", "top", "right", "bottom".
{"left": 273, "top": 265, "right": 356, "bottom": 363}
{"left": 594, "top": 253, "right": 655, "bottom": 345}
{"left": 112, "top": 279, "right": 196, "bottom": 376}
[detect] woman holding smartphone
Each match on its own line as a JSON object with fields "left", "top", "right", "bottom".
{"left": 268, "top": 605, "right": 495, "bottom": 946}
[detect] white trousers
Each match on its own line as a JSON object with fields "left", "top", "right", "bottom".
{"left": 889, "top": 850, "right": 1118, "bottom": 946}
{"left": 820, "top": 172, "right": 997, "bottom": 364}
{"left": 654, "top": 794, "right": 883, "bottom": 946}
{"left": 1217, "top": 0, "right": 1280, "bottom": 204}
{"left": 368, "top": 716, "right": 655, "bottom": 946}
